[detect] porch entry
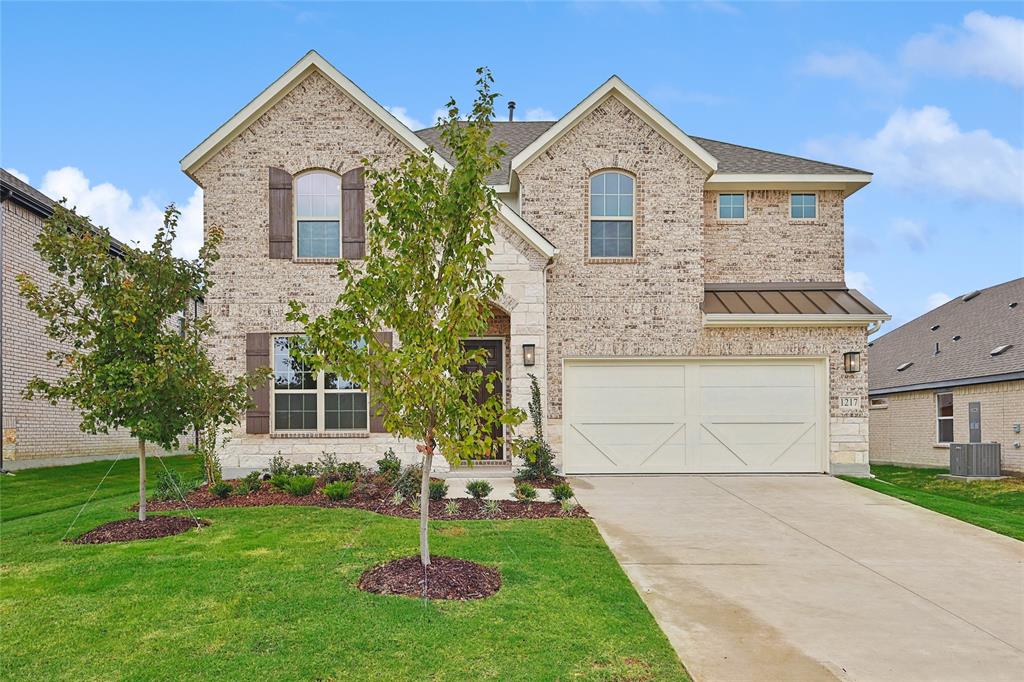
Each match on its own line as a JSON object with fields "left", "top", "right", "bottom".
{"left": 461, "top": 338, "right": 505, "bottom": 460}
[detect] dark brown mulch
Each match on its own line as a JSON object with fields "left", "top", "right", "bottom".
{"left": 141, "top": 480, "right": 587, "bottom": 520}
{"left": 358, "top": 555, "right": 501, "bottom": 600}
{"left": 71, "top": 516, "right": 208, "bottom": 544}
{"left": 515, "top": 475, "right": 569, "bottom": 489}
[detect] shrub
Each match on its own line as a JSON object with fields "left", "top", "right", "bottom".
{"left": 512, "top": 482, "right": 537, "bottom": 503}
{"left": 395, "top": 463, "right": 423, "bottom": 498}
{"left": 466, "top": 479, "right": 492, "bottom": 500}
{"left": 559, "top": 499, "right": 578, "bottom": 515}
{"left": 338, "top": 461, "right": 365, "bottom": 482}
{"left": 482, "top": 499, "right": 500, "bottom": 517}
{"left": 376, "top": 449, "right": 401, "bottom": 481}
{"left": 269, "top": 454, "right": 289, "bottom": 477}
{"left": 317, "top": 451, "right": 340, "bottom": 477}
{"left": 429, "top": 479, "right": 448, "bottom": 501}
{"left": 234, "top": 471, "right": 262, "bottom": 496}
{"left": 270, "top": 473, "right": 291, "bottom": 491}
{"left": 513, "top": 374, "right": 558, "bottom": 483}
{"left": 153, "top": 470, "right": 200, "bottom": 501}
{"left": 323, "top": 480, "right": 355, "bottom": 501}
{"left": 409, "top": 496, "right": 421, "bottom": 514}
{"left": 285, "top": 475, "right": 317, "bottom": 497}
{"left": 444, "top": 499, "right": 461, "bottom": 516}
{"left": 289, "top": 462, "right": 317, "bottom": 477}
{"left": 210, "top": 481, "right": 233, "bottom": 499}
{"left": 390, "top": 491, "right": 405, "bottom": 506}
{"left": 551, "top": 483, "right": 574, "bottom": 502}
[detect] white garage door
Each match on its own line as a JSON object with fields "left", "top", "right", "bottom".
{"left": 562, "top": 359, "right": 827, "bottom": 474}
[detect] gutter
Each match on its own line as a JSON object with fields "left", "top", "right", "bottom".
{"left": 703, "top": 313, "right": 891, "bottom": 328}
{"left": 869, "top": 371, "right": 1024, "bottom": 397}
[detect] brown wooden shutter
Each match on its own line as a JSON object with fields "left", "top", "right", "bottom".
{"left": 245, "top": 333, "right": 271, "bottom": 434}
{"left": 369, "top": 331, "right": 392, "bottom": 433}
{"left": 269, "top": 167, "right": 293, "bottom": 259}
{"left": 341, "top": 167, "right": 365, "bottom": 260}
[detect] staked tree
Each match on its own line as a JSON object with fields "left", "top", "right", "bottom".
{"left": 287, "top": 68, "right": 524, "bottom": 567}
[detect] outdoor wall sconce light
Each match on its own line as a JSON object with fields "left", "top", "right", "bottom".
{"left": 523, "top": 344, "right": 536, "bottom": 367}
{"left": 844, "top": 351, "right": 861, "bottom": 374}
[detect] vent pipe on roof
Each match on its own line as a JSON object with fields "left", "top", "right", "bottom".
{"left": 934, "top": 342, "right": 940, "bottom": 355}
{"left": 508, "top": 101, "right": 516, "bottom": 122}
{"left": 962, "top": 290, "right": 981, "bottom": 302}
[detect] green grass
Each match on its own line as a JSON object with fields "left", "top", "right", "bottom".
{"left": 0, "top": 456, "right": 688, "bottom": 681}
{"left": 841, "top": 465, "right": 1024, "bottom": 541}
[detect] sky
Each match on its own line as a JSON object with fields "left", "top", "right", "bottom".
{"left": 2, "top": 1, "right": 1022, "bottom": 332}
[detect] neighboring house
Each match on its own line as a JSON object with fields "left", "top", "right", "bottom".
{"left": 869, "top": 278, "right": 1023, "bottom": 474}
{"left": 1, "top": 169, "right": 194, "bottom": 468}
{"left": 181, "top": 51, "right": 889, "bottom": 476}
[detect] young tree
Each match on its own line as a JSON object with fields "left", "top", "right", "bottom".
{"left": 287, "top": 68, "right": 524, "bottom": 567}
{"left": 17, "top": 205, "right": 262, "bottom": 520}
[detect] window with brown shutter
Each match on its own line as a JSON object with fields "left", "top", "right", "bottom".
{"left": 269, "top": 167, "right": 293, "bottom": 259}
{"left": 245, "top": 333, "right": 271, "bottom": 433}
{"left": 369, "top": 331, "right": 392, "bottom": 432}
{"left": 342, "top": 167, "right": 366, "bottom": 260}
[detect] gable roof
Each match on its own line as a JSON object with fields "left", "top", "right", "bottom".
{"left": 416, "top": 121, "right": 555, "bottom": 186}
{"left": 868, "top": 278, "right": 1024, "bottom": 394}
{"left": 691, "top": 137, "right": 867, "bottom": 175}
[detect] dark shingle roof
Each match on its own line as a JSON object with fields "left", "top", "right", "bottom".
{"left": 868, "top": 278, "right": 1024, "bottom": 394}
{"left": 703, "top": 282, "right": 886, "bottom": 316}
{"left": 415, "top": 123, "right": 868, "bottom": 184}
{"left": 416, "top": 121, "right": 556, "bottom": 185}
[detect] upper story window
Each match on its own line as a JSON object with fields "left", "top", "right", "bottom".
{"left": 718, "top": 193, "right": 745, "bottom": 220}
{"left": 589, "top": 170, "right": 634, "bottom": 258}
{"left": 295, "top": 171, "right": 342, "bottom": 258}
{"left": 790, "top": 193, "right": 817, "bottom": 220}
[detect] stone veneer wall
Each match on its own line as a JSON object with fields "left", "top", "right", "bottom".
{"left": 196, "top": 72, "right": 548, "bottom": 470}
{"left": 702, "top": 189, "right": 845, "bottom": 283}
{"left": 1, "top": 198, "right": 160, "bottom": 464}
{"left": 870, "top": 380, "right": 1023, "bottom": 473}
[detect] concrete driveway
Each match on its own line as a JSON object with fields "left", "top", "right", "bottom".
{"left": 573, "top": 475, "right": 1024, "bottom": 682}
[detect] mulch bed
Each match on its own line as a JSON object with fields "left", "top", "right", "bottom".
{"left": 515, "top": 475, "right": 568, "bottom": 489}
{"left": 358, "top": 555, "right": 501, "bottom": 600}
{"left": 141, "top": 479, "right": 587, "bottom": 521}
{"left": 71, "top": 516, "right": 208, "bottom": 544}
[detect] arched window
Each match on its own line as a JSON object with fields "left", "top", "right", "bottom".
{"left": 295, "top": 171, "right": 342, "bottom": 258}
{"left": 589, "top": 170, "right": 634, "bottom": 258}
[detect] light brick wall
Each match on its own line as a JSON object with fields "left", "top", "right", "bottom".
{"left": 196, "top": 71, "right": 548, "bottom": 470}
{"left": 1, "top": 199, "right": 146, "bottom": 463}
{"left": 870, "top": 380, "right": 1024, "bottom": 473}
{"left": 703, "top": 189, "right": 845, "bottom": 283}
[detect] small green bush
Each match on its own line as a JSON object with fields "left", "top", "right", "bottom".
{"left": 317, "top": 451, "right": 340, "bottom": 477}
{"left": 270, "top": 473, "right": 291, "bottom": 491}
{"left": 338, "top": 461, "right": 365, "bottom": 482}
{"left": 466, "top": 480, "right": 492, "bottom": 500}
{"left": 269, "top": 454, "right": 289, "bottom": 477}
{"left": 482, "top": 499, "right": 500, "bottom": 516}
{"left": 153, "top": 470, "right": 200, "bottom": 501}
{"left": 234, "top": 471, "right": 262, "bottom": 496}
{"left": 286, "top": 475, "right": 317, "bottom": 497}
{"left": 429, "top": 479, "right": 448, "bottom": 501}
{"left": 513, "top": 482, "right": 537, "bottom": 503}
{"left": 559, "top": 499, "right": 578, "bottom": 515}
{"left": 551, "top": 483, "right": 574, "bottom": 502}
{"left": 289, "top": 463, "right": 317, "bottom": 477}
{"left": 210, "top": 481, "right": 232, "bottom": 499}
{"left": 323, "top": 480, "right": 355, "bottom": 501}
{"left": 376, "top": 449, "right": 401, "bottom": 481}
{"left": 396, "top": 464, "right": 423, "bottom": 498}
{"left": 409, "top": 496, "right": 421, "bottom": 514}
{"left": 444, "top": 499, "right": 461, "bottom": 516}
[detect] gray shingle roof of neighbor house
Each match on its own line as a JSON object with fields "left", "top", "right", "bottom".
{"left": 703, "top": 282, "right": 887, "bottom": 317}
{"left": 415, "top": 123, "right": 868, "bottom": 185}
{"left": 868, "top": 277, "right": 1024, "bottom": 395}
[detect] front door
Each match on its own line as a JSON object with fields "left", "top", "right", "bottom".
{"left": 462, "top": 339, "right": 504, "bottom": 459}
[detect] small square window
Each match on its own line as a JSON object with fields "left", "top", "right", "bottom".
{"left": 791, "top": 193, "right": 817, "bottom": 220}
{"left": 719, "top": 193, "right": 745, "bottom": 220}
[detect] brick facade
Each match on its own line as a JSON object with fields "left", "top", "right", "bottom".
{"left": 870, "top": 380, "right": 1024, "bottom": 473}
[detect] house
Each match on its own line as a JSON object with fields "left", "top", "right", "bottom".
{"left": 181, "top": 51, "right": 890, "bottom": 476}
{"left": 868, "top": 278, "right": 1023, "bottom": 474}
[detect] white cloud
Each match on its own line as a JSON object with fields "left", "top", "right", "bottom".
{"left": 904, "top": 11, "right": 1024, "bottom": 87}
{"left": 926, "top": 292, "right": 952, "bottom": 311}
{"left": 522, "top": 107, "right": 555, "bottom": 121}
{"left": 845, "top": 270, "right": 874, "bottom": 294}
{"left": 807, "top": 106, "right": 1024, "bottom": 204}
{"left": 384, "top": 106, "right": 426, "bottom": 131}
{"left": 40, "top": 166, "right": 203, "bottom": 259}
{"left": 891, "top": 218, "right": 929, "bottom": 252}
{"left": 5, "top": 167, "right": 29, "bottom": 183}
{"left": 800, "top": 49, "right": 904, "bottom": 91}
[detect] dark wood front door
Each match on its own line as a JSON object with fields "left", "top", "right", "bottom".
{"left": 461, "top": 339, "right": 504, "bottom": 459}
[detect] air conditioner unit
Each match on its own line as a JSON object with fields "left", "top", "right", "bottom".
{"left": 949, "top": 443, "right": 1001, "bottom": 477}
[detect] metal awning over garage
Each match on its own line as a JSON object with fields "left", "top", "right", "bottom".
{"left": 702, "top": 282, "right": 889, "bottom": 328}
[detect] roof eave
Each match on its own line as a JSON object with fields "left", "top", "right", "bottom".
{"left": 705, "top": 173, "right": 873, "bottom": 198}
{"left": 703, "top": 313, "right": 891, "bottom": 328}
{"left": 869, "top": 371, "right": 1024, "bottom": 396}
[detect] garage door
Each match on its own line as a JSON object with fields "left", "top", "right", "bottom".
{"left": 562, "top": 359, "right": 826, "bottom": 474}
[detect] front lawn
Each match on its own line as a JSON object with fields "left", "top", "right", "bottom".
{"left": 0, "top": 456, "right": 688, "bottom": 681}
{"left": 841, "top": 465, "right": 1024, "bottom": 541}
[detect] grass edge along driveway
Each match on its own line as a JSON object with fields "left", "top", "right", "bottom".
{"left": 0, "top": 456, "right": 689, "bottom": 681}
{"left": 841, "top": 464, "right": 1024, "bottom": 541}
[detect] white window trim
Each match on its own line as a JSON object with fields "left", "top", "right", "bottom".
{"left": 717, "top": 191, "right": 746, "bottom": 222}
{"left": 935, "top": 391, "right": 953, "bottom": 444}
{"left": 270, "top": 334, "right": 369, "bottom": 434}
{"left": 588, "top": 170, "right": 635, "bottom": 260}
{"left": 293, "top": 170, "right": 343, "bottom": 261}
{"left": 789, "top": 191, "right": 818, "bottom": 222}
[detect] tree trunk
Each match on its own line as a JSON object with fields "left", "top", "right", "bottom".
{"left": 419, "top": 444, "right": 433, "bottom": 568}
{"left": 138, "top": 438, "right": 147, "bottom": 522}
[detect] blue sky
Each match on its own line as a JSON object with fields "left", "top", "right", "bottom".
{"left": 3, "top": 1, "right": 1022, "bottom": 331}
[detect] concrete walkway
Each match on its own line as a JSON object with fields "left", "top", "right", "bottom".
{"left": 573, "top": 475, "right": 1024, "bottom": 682}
